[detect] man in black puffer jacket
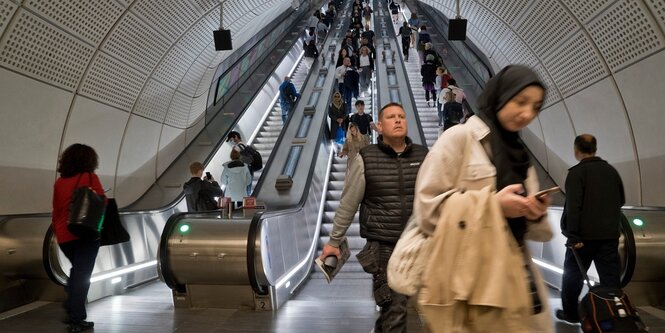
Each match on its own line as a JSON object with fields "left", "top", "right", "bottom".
{"left": 320, "top": 103, "right": 428, "bottom": 333}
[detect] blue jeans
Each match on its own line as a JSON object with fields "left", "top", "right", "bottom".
{"left": 280, "top": 101, "right": 293, "bottom": 123}
{"left": 247, "top": 168, "right": 254, "bottom": 196}
{"left": 59, "top": 239, "right": 100, "bottom": 322}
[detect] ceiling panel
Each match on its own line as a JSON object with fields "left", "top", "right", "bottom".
{"left": 0, "top": 9, "right": 94, "bottom": 91}
{"left": 133, "top": 0, "right": 199, "bottom": 42}
{"left": 81, "top": 52, "right": 147, "bottom": 111}
{"left": 587, "top": 0, "right": 664, "bottom": 72}
{"left": 25, "top": 0, "right": 124, "bottom": 45}
{"left": 543, "top": 30, "right": 608, "bottom": 96}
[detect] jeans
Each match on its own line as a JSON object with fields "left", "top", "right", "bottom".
{"left": 436, "top": 101, "right": 443, "bottom": 126}
{"left": 247, "top": 168, "right": 254, "bottom": 196}
{"left": 280, "top": 101, "right": 293, "bottom": 123}
{"left": 561, "top": 239, "right": 621, "bottom": 319}
{"left": 59, "top": 239, "right": 100, "bottom": 322}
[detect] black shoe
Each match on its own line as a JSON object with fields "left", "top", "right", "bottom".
{"left": 555, "top": 309, "right": 579, "bottom": 324}
{"left": 69, "top": 320, "right": 94, "bottom": 332}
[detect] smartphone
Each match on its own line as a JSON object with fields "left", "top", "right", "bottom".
{"left": 205, "top": 172, "right": 212, "bottom": 180}
{"left": 534, "top": 186, "right": 560, "bottom": 199}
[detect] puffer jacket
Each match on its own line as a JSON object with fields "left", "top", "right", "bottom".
{"left": 359, "top": 136, "right": 428, "bottom": 243}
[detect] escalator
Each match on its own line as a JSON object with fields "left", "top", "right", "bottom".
{"left": 250, "top": 57, "right": 309, "bottom": 190}
{"left": 0, "top": 2, "right": 323, "bottom": 314}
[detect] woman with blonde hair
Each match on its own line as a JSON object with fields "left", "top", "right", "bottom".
{"left": 338, "top": 122, "right": 369, "bottom": 169}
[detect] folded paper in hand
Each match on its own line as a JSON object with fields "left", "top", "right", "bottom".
{"left": 314, "top": 237, "right": 350, "bottom": 283}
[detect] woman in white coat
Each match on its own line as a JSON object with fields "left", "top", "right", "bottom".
{"left": 221, "top": 149, "right": 252, "bottom": 202}
{"left": 414, "top": 65, "right": 554, "bottom": 333}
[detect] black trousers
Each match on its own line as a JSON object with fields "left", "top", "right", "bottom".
{"left": 401, "top": 38, "right": 409, "bottom": 58}
{"left": 561, "top": 239, "right": 621, "bottom": 319}
{"left": 60, "top": 239, "right": 100, "bottom": 322}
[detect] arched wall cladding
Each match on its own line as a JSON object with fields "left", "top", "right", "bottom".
{"left": 1, "top": 0, "right": 664, "bottom": 214}
{"left": 421, "top": 0, "right": 665, "bottom": 207}
{"left": 0, "top": 0, "right": 292, "bottom": 214}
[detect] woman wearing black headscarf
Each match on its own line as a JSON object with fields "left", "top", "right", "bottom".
{"left": 412, "top": 65, "right": 554, "bottom": 332}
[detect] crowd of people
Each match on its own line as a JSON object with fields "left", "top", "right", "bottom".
{"left": 50, "top": 2, "right": 627, "bottom": 333}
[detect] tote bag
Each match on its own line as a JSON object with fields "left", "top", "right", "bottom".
{"left": 100, "top": 198, "right": 130, "bottom": 246}
{"left": 68, "top": 173, "right": 105, "bottom": 240}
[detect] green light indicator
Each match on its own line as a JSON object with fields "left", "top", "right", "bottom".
{"left": 179, "top": 224, "right": 190, "bottom": 234}
{"left": 632, "top": 218, "right": 644, "bottom": 227}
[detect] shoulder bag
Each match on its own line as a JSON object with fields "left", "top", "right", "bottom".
{"left": 67, "top": 172, "right": 105, "bottom": 240}
{"left": 387, "top": 215, "right": 431, "bottom": 296}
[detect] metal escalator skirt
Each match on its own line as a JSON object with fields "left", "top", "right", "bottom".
{"left": 307, "top": 90, "right": 321, "bottom": 108}
{"left": 296, "top": 115, "right": 313, "bottom": 138}
{"left": 389, "top": 88, "right": 401, "bottom": 103}
{"left": 282, "top": 145, "right": 304, "bottom": 178}
{"left": 387, "top": 70, "right": 398, "bottom": 86}
{"left": 315, "top": 74, "right": 326, "bottom": 88}
{"left": 385, "top": 50, "right": 395, "bottom": 67}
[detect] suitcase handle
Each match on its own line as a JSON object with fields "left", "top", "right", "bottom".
{"left": 569, "top": 246, "right": 593, "bottom": 287}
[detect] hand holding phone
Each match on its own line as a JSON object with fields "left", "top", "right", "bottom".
{"left": 534, "top": 186, "right": 560, "bottom": 200}
{"left": 205, "top": 172, "right": 212, "bottom": 180}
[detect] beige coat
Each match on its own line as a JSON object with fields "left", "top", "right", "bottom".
{"left": 414, "top": 116, "right": 553, "bottom": 333}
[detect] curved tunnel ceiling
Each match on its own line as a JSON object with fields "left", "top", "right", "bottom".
{"left": 422, "top": 0, "right": 665, "bottom": 207}
{"left": 0, "top": 0, "right": 664, "bottom": 214}
{"left": 0, "top": 0, "right": 292, "bottom": 213}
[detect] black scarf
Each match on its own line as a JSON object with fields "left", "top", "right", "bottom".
{"left": 475, "top": 65, "right": 546, "bottom": 243}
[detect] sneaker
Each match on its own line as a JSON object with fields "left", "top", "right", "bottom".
{"left": 427, "top": 101, "right": 431, "bottom": 107}
{"left": 69, "top": 320, "right": 94, "bottom": 332}
{"left": 555, "top": 309, "right": 580, "bottom": 324}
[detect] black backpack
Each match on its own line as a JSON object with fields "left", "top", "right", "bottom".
{"left": 238, "top": 144, "right": 263, "bottom": 172}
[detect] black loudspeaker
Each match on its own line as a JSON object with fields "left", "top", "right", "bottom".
{"left": 213, "top": 29, "right": 232, "bottom": 50}
{"left": 448, "top": 19, "right": 467, "bottom": 41}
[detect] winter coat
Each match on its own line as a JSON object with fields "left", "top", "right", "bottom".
{"left": 220, "top": 160, "right": 251, "bottom": 201}
{"left": 413, "top": 116, "right": 553, "bottom": 332}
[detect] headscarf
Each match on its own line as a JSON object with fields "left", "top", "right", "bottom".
{"left": 332, "top": 92, "right": 343, "bottom": 108}
{"left": 475, "top": 64, "right": 546, "bottom": 243}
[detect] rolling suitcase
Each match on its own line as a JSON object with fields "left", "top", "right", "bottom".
{"left": 570, "top": 247, "right": 648, "bottom": 332}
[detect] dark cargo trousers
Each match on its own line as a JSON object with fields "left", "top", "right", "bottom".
{"left": 358, "top": 240, "right": 408, "bottom": 333}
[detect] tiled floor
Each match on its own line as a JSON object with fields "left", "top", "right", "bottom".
{"left": 2, "top": 279, "right": 664, "bottom": 333}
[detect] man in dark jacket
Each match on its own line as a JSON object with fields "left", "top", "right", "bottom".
{"left": 556, "top": 134, "right": 625, "bottom": 324}
{"left": 279, "top": 76, "right": 300, "bottom": 123}
{"left": 183, "top": 162, "right": 224, "bottom": 212}
{"left": 320, "top": 103, "right": 428, "bottom": 333}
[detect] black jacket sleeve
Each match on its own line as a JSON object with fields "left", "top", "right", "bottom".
{"left": 562, "top": 169, "right": 584, "bottom": 243}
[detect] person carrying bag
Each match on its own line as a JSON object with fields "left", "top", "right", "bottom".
{"left": 52, "top": 143, "right": 106, "bottom": 332}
